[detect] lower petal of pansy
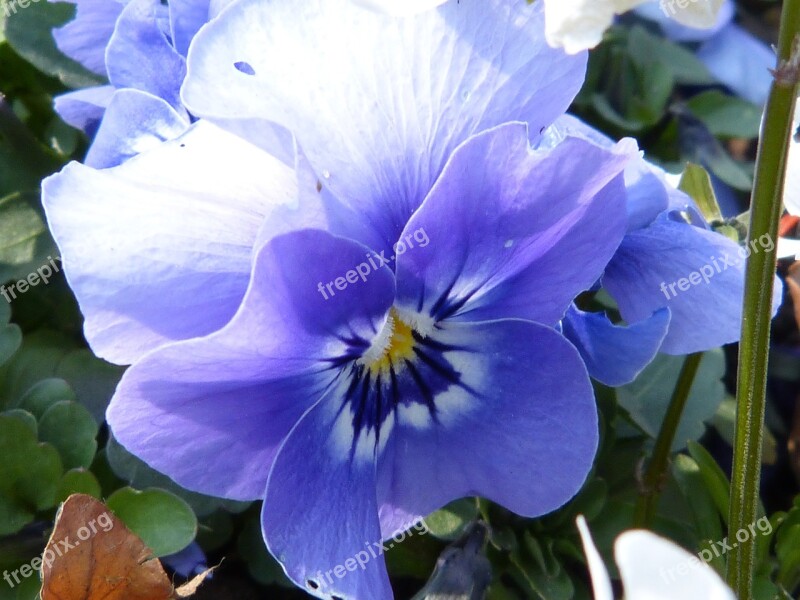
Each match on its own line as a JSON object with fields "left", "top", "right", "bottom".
{"left": 262, "top": 398, "right": 393, "bottom": 600}
{"left": 562, "top": 304, "right": 670, "bottom": 386}
{"left": 108, "top": 229, "right": 396, "bottom": 500}
{"left": 395, "top": 122, "right": 633, "bottom": 327}
{"left": 603, "top": 213, "right": 783, "bottom": 354}
{"left": 84, "top": 89, "right": 189, "bottom": 168}
{"left": 43, "top": 120, "right": 297, "bottom": 365}
{"left": 375, "top": 318, "right": 597, "bottom": 527}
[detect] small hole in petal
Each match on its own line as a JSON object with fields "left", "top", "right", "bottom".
{"left": 307, "top": 580, "right": 319, "bottom": 590}
{"left": 331, "top": 596, "right": 344, "bottom": 600}
{"left": 234, "top": 61, "right": 256, "bottom": 76}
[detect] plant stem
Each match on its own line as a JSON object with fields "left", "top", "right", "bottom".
{"left": 726, "top": 2, "right": 800, "bottom": 596}
{"left": 633, "top": 352, "right": 704, "bottom": 528}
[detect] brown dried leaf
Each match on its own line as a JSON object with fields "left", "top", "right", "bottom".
{"left": 40, "top": 494, "right": 206, "bottom": 600}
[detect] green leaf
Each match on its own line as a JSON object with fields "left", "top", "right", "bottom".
{"left": 685, "top": 91, "right": 762, "bottom": 139}
{"left": 0, "top": 408, "right": 36, "bottom": 435}
{"left": 0, "top": 192, "right": 57, "bottom": 284}
{"left": 672, "top": 454, "right": 725, "bottom": 573}
{"left": 617, "top": 351, "right": 726, "bottom": 450}
{"left": 627, "top": 26, "right": 715, "bottom": 86}
{"left": 686, "top": 441, "right": 731, "bottom": 524}
{"left": 16, "top": 378, "right": 76, "bottom": 419}
{"left": 106, "top": 487, "right": 197, "bottom": 557}
{"left": 509, "top": 533, "right": 574, "bottom": 600}
{"left": 708, "top": 395, "right": 778, "bottom": 465}
{"left": 237, "top": 512, "right": 293, "bottom": 587}
{"left": 5, "top": 0, "right": 104, "bottom": 89}
{"left": 38, "top": 400, "right": 98, "bottom": 469}
{"left": 425, "top": 498, "right": 479, "bottom": 541}
{"left": 0, "top": 322, "right": 21, "bottom": 368}
{"left": 678, "top": 163, "right": 723, "bottom": 223}
{"left": 0, "top": 100, "right": 61, "bottom": 198}
{"left": 56, "top": 468, "right": 101, "bottom": 503}
{"left": 0, "top": 331, "right": 123, "bottom": 422}
{"left": 0, "top": 414, "right": 62, "bottom": 534}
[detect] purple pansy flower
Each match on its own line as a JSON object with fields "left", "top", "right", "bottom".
{"left": 50, "top": 0, "right": 233, "bottom": 167}
{"left": 548, "top": 115, "right": 782, "bottom": 385}
{"left": 44, "top": 0, "right": 643, "bottom": 597}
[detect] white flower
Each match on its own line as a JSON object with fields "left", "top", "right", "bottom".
{"left": 544, "top": 0, "right": 725, "bottom": 54}
{"left": 576, "top": 516, "right": 736, "bottom": 599}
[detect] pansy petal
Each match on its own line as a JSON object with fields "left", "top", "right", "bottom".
{"left": 54, "top": 85, "right": 116, "bottom": 134}
{"left": 107, "top": 0, "right": 186, "bottom": 111}
{"left": 169, "top": 0, "right": 211, "bottom": 56}
{"left": 616, "top": 530, "right": 735, "bottom": 599}
{"left": 575, "top": 516, "right": 613, "bottom": 600}
{"left": 42, "top": 121, "right": 296, "bottom": 365}
{"left": 634, "top": 0, "right": 734, "bottom": 42}
{"left": 697, "top": 23, "right": 774, "bottom": 106}
{"left": 183, "top": 0, "right": 587, "bottom": 250}
{"left": 85, "top": 89, "right": 189, "bottom": 168}
{"left": 563, "top": 305, "right": 670, "bottom": 386}
{"left": 377, "top": 319, "right": 597, "bottom": 526}
{"left": 263, "top": 398, "right": 392, "bottom": 600}
{"left": 108, "top": 229, "right": 396, "bottom": 500}
{"left": 52, "top": 0, "right": 126, "bottom": 75}
{"left": 603, "top": 213, "right": 782, "bottom": 354}
{"left": 354, "top": 0, "right": 447, "bottom": 15}
{"left": 541, "top": 115, "right": 670, "bottom": 231}
{"left": 395, "top": 122, "right": 632, "bottom": 326}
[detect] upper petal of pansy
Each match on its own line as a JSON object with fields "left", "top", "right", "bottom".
{"left": 108, "top": 229, "right": 396, "bottom": 501}
{"left": 263, "top": 397, "right": 393, "bottom": 600}
{"left": 53, "top": 85, "right": 116, "bottom": 135}
{"left": 169, "top": 0, "right": 211, "bottom": 56}
{"left": 603, "top": 212, "right": 783, "bottom": 354}
{"left": 84, "top": 89, "right": 189, "bottom": 168}
{"left": 394, "top": 122, "right": 633, "bottom": 327}
{"left": 697, "top": 23, "right": 775, "bottom": 106}
{"left": 615, "top": 530, "right": 736, "bottom": 599}
{"left": 42, "top": 120, "right": 296, "bottom": 365}
{"left": 51, "top": 0, "right": 127, "bottom": 76}
{"left": 106, "top": 0, "right": 187, "bottom": 111}
{"left": 562, "top": 304, "right": 670, "bottom": 387}
{"left": 376, "top": 319, "right": 597, "bottom": 532}
{"left": 542, "top": 115, "right": 669, "bottom": 231}
{"left": 183, "top": 0, "right": 587, "bottom": 251}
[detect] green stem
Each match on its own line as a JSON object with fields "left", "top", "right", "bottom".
{"left": 633, "top": 352, "right": 704, "bottom": 528}
{"left": 726, "top": 2, "right": 800, "bottom": 596}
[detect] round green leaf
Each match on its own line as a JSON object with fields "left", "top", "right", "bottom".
{"left": 425, "top": 499, "right": 479, "bottom": 541}
{"left": 0, "top": 415, "right": 62, "bottom": 534}
{"left": 0, "top": 408, "right": 36, "bottom": 435}
{"left": 0, "top": 323, "right": 21, "bottom": 369}
{"left": 106, "top": 487, "right": 197, "bottom": 557}
{"left": 56, "top": 468, "right": 102, "bottom": 503}
{"left": 17, "top": 378, "right": 75, "bottom": 419}
{"left": 38, "top": 401, "right": 98, "bottom": 469}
